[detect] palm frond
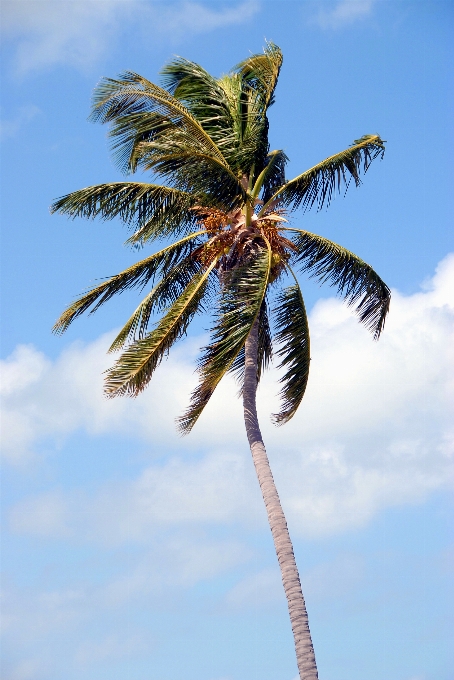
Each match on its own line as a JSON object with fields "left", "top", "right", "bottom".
{"left": 235, "top": 41, "right": 283, "bottom": 108}
{"left": 216, "top": 72, "right": 269, "bottom": 179}
{"left": 259, "top": 135, "right": 385, "bottom": 215}
{"left": 52, "top": 231, "right": 206, "bottom": 334}
{"left": 108, "top": 254, "right": 206, "bottom": 352}
{"left": 89, "top": 72, "right": 246, "bottom": 206}
{"left": 251, "top": 149, "right": 288, "bottom": 202}
{"left": 272, "top": 274, "right": 310, "bottom": 425}
{"left": 160, "top": 57, "right": 236, "bottom": 154}
{"left": 286, "top": 227, "right": 391, "bottom": 338}
{"left": 91, "top": 71, "right": 226, "bottom": 163}
{"left": 178, "top": 243, "right": 272, "bottom": 434}
{"left": 104, "top": 259, "right": 217, "bottom": 397}
{"left": 51, "top": 182, "right": 198, "bottom": 244}
{"left": 135, "top": 143, "right": 246, "bottom": 208}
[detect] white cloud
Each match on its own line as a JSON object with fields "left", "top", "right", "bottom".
{"left": 102, "top": 533, "right": 251, "bottom": 606}
{"left": 1, "top": 0, "right": 126, "bottom": 74}
{"left": 2, "top": 254, "right": 454, "bottom": 538}
{"left": 8, "top": 491, "right": 70, "bottom": 538}
{"left": 1, "top": 0, "right": 259, "bottom": 75}
{"left": 313, "top": 0, "right": 376, "bottom": 30}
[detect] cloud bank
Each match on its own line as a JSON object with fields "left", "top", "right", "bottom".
{"left": 1, "top": 0, "right": 259, "bottom": 75}
{"left": 3, "top": 254, "right": 453, "bottom": 540}
{"left": 2, "top": 254, "right": 453, "bottom": 680}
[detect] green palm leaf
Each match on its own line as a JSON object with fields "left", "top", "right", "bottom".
{"left": 160, "top": 57, "right": 236, "bottom": 155}
{"left": 51, "top": 182, "right": 198, "bottom": 244}
{"left": 135, "top": 143, "right": 246, "bottom": 208}
{"left": 235, "top": 41, "right": 283, "bottom": 109}
{"left": 222, "top": 67, "right": 277, "bottom": 179}
{"left": 89, "top": 72, "right": 246, "bottom": 206}
{"left": 178, "top": 243, "right": 272, "bottom": 434}
{"left": 259, "top": 135, "right": 385, "bottom": 214}
{"left": 53, "top": 231, "right": 206, "bottom": 334}
{"left": 272, "top": 274, "right": 310, "bottom": 425}
{"left": 108, "top": 254, "right": 205, "bottom": 352}
{"left": 91, "top": 71, "right": 227, "bottom": 164}
{"left": 104, "top": 259, "right": 218, "bottom": 397}
{"left": 251, "top": 149, "right": 288, "bottom": 202}
{"left": 286, "top": 227, "right": 390, "bottom": 339}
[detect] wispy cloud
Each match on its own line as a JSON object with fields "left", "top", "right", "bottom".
{"left": 1, "top": 0, "right": 126, "bottom": 75}
{"left": 1, "top": 0, "right": 259, "bottom": 75}
{"left": 151, "top": 0, "right": 259, "bottom": 40}
{"left": 313, "top": 0, "right": 376, "bottom": 30}
{"left": 0, "top": 105, "right": 41, "bottom": 140}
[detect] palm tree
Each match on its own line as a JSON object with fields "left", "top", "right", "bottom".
{"left": 52, "top": 43, "right": 390, "bottom": 679}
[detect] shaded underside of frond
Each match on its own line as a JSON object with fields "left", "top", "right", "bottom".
{"left": 178, "top": 245, "right": 272, "bottom": 434}
{"left": 272, "top": 279, "right": 310, "bottom": 425}
{"left": 261, "top": 135, "right": 385, "bottom": 214}
{"left": 104, "top": 261, "right": 217, "bottom": 397}
{"left": 288, "top": 228, "right": 391, "bottom": 338}
{"left": 52, "top": 231, "right": 206, "bottom": 334}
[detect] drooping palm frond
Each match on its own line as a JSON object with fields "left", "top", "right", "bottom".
{"left": 106, "top": 111, "right": 173, "bottom": 174}
{"left": 178, "top": 243, "right": 272, "bottom": 434}
{"left": 272, "top": 274, "right": 310, "bottom": 425}
{"left": 235, "top": 41, "right": 283, "bottom": 109}
{"left": 104, "top": 259, "right": 218, "bottom": 397}
{"left": 51, "top": 182, "right": 198, "bottom": 244}
{"left": 259, "top": 135, "right": 385, "bottom": 215}
{"left": 52, "top": 231, "right": 206, "bottom": 334}
{"left": 286, "top": 227, "right": 391, "bottom": 339}
{"left": 108, "top": 254, "right": 206, "bottom": 352}
{"left": 257, "top": 299, "right": 273, "bottom": 381}
{"left": 89, "top": 73, "right": 246, "bottom": 207}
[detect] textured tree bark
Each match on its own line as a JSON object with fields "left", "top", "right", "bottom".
{"left": 243, "top": 319, "right": 318, "bottom": 680}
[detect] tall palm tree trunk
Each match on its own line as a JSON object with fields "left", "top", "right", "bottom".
{"left": 243, "top": 320, "right": 318, "bottom": 680}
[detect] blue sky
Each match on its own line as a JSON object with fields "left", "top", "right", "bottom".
{"left": 0, "top": 1, "right": 453, "bottom": 679}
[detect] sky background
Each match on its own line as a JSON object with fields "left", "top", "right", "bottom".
{"left": 0, "top": 1, "right": 453, "bottom": 679}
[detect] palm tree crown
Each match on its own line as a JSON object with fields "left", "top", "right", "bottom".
{"left": 52, "top": 42, "right": 390, "bottom": 430}
{"left": 52, "top": 43, "right": 390, "bottom": 679}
